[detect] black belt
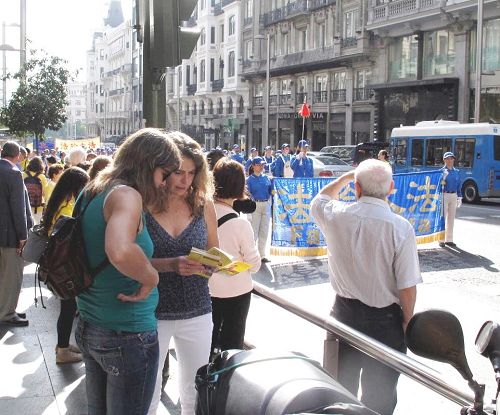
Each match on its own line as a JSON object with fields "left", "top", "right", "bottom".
{"left": 444, "top": 191, "right": 457, "bottom": 193}
{"left": 255, "top": 199, "right": 269, "bottom": 202}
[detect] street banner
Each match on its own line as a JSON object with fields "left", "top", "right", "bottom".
{"left": 55, "top": 137, "right": 101, "bottom": 151}
{"left": 271, "top": 171, "right": 445, "bottom": 256}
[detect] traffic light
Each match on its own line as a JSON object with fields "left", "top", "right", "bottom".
{"left": 135, "top": 0, "right": 200, "bottom": 127}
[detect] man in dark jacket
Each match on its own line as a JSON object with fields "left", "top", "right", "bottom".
{"left": 0, "top": 141, "right": 33, "bottom": 326}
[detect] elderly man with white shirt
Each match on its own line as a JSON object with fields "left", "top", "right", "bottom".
{"left": 311, "top": 159, "right": 422, "bottom": 415}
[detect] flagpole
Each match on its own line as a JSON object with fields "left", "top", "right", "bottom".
{"left": 301, "top": 95, "right": 306, "bottom": 142}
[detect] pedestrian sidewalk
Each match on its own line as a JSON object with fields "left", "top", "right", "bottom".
{"left": 0, "top": 256, "right": 314, "bottom": 415}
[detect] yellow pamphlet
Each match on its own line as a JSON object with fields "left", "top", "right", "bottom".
{"left": 187, "top": 247, "right": 253, "bottom": 278}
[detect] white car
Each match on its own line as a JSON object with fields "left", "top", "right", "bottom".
{"left": 308, "top": 152, "right": 354, "bottom": 177}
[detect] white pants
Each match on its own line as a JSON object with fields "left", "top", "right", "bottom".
{"left": 250, "top": 201, "right": 271, "bottom": 257}
{"left": 148, "top": 313, "right": 213, "bottom": 415}
{"left": 441, "top": 192, "right": 457, "bottom": 243}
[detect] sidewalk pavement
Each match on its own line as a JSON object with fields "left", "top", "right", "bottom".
{"left": 0, "top": 256, "right": 310, "bottom": 415}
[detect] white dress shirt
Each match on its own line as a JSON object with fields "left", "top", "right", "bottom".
{"left": 311, "top": 194, "right": 422, "bottom": 308}
{"left": 208, "top": 203, "right": 261, "bottom": 298}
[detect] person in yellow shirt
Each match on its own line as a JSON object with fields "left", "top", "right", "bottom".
{"left": 41, "top": 166, "right": 90, "bottom": 364}
{"left": 22, "top": 156, "right": 49, "bottom": 225}
{"left": 44, "top": 164, "right": 65, "bottom": 203}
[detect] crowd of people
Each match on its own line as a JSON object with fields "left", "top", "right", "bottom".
{"left": 0, "top": 131, "right": 462, "bottom": 415}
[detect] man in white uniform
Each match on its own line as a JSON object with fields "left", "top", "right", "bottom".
{"left": 311, "top": 159, "right": 422, "bottom": 415}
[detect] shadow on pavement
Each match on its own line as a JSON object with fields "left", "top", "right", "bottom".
{"left": 419, "top": 247, "right": 498, "bottom": 273}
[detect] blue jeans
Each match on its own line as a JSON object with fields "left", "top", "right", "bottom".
{"left": 75, "top": 318, "right": 159, "bottom": 415}
{"left": 331, "top": 296, "right": 406, "bottom": 415}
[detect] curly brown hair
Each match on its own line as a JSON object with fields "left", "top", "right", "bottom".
{"left": 155, "top": 132, "right": 213, "bottom": 216}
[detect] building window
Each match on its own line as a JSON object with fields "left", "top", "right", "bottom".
{"left": 314, "top": 74, "right": 328, "bottom": 103}
{"left": 210, "top": 58, "right": 215, "bottom": 81}
{"left": 200, "top": 59, "right": 206, "bottom": 82}
{"left": 228, "top": 98, "right": 233, "bottom": 114}
{"left": 298, "top": 29, "right": 307, "bottom": 51}
{"left": 245, "top": 0, "right": 253, "bottom": 19}
{"left": 282, "top": 33, "right": 289, "bottom": 55}
{"left": 388, "top": 35, "right": 418, "bottom": 81}
{"left": 211, "top": 26, "right": 216, "bottom": 44}
{"left": 200, "top": 28, "right": 206, "bottom": 46}
{"left": 484, "top": 18, "right": 500, "bottom": 71}
{"left": 238, "top": 96, "right": 244, "bottom": 113}
{"left": 423, "top": 30, "right": 455, "bottom": 76}
{"left": 228, "top": 15, "right": 236, "bottom": 36}
{"left": 200, "top": 0, "right": 205, "bottom": 10}
{"left": 228, "top": 51, "right": 235, "bottom": 77}
{"left": 317, "top": 23, "right": 326, "bottom": 49}
{"left": 344, "top": 10, "right": 360, "bottom": 38}
{"left": 245, "top": 40, "right": 253, "bottom": 60}
{"left": 218, "top": 99, "right": 223, "bottom": 114}
{"left": 356, "top": 68, "right": 371, "bottom": 88}
{"left": 178, "top": 67, "right": 182, "bottom": 86}
{"left": 220, "top": 24, "right": 224, "bottom": 42}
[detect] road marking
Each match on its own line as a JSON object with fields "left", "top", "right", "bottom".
{"left": 463, "top": 205, "right": 500, "bottom": 213}
{"left": 458, "top": 216, "right": 484, "bottom": 220}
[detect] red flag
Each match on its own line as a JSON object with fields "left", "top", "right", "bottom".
{"left": 299, "top": 102, "right": 311, "bottom": 118}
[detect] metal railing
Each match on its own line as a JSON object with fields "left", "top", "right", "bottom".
{"left": 331, "top": 89, "right": 346, "bottom": 102}
{"left": 341, "top": 37, "right": 358, "bottom": 48}
{"left": 296, "top": 92, "right": 307, "bottom": 104}
{"left": 251, "top": 282, "right": 474, "bottom": 409}
{"left": 354, "top": 87, "right": 375, "bottom": 101}
{"left": 279, "top": 94, "right": 292, "bottom": 104}
{"left": 269, "top": 94, "right": 278, "bottom": 105}
{"left": 211, "top": 79, "right": 224, "bottom": 92}
{"left": 187, "top": 84, "right": 197, "bottom": 96}
{"left": 314, "top": 90, "right": 328, "bottom": 103}
{"left": 369, "top": 0, "right": 439, "bottom": 23}
{"left": 253, "top": 96, "right": 263, "bottom": 106}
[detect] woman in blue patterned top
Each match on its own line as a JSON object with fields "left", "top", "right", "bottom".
{"left": 146, "top": 132, "right": 218, "bottom": 415}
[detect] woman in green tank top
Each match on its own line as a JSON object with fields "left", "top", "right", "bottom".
{"left": 75, "top": 129, "right": 181, "bottom": 415}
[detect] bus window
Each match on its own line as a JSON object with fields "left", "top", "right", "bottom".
{"left": 425, "top": 138, "right": 452, "bottom": 167}
{"left": 395, "top": 139, "right": 407, "bottom": 166}
{"left": 455, "top": 138, "right": 476, "bottom": 168}
{"left": 494, "top": 136, "right": 500, "bottom": 161}
{"left": 411, "top": 139, "right": 424, "bottom": 166}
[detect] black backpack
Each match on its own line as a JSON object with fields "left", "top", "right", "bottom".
{"left": 36, "top": 195, "right": 109, "bottom": 302}
{"left": 24, "top": 172, "right": 43, "bottom": 211}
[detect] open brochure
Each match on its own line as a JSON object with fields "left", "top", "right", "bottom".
{"left": 187, "top": 246, "right": 253, "bottom": 278}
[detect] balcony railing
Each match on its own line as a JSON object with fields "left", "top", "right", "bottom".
{"left": 213, "top": 3, "right": 222, "bottom": 15}
{"left": 313, "top": 90, "right": 328, "bottom": 103}
{"left": 222, "top": 0, "right": 236, "bottom": 5}
{"left": 269, "top": 95, "right": 278, "bottom": 105}
{"left": 260, "top": 0, "right": 308, "bottom": 26}
{"left": 296, "top": 92, "right": 307, "bottom": 104}
{"left": 354, "top": 87, "right": 375, "bottom": 101}
{"left": 279, "top": 94, "right": 291, "bottom": 104}
{"left": 341, "top": 37, "right": 358, "bottom": 48}
{"left": 331, "top": 89, "right": 346, "bottom": 102}
{"left": 108, "top": 88, "right": 125, "bottom": 97}
{"left": 211, "top": 79, "right": 224, "bottom": 92}
{"left": 309, "top": 0, "right": 336, "bottom": 10}
{"left": 369, "top": 0, "right": 439, "bottom": 24}
{"left": 187, "top": 84, "right": 197, "bottom": 96}
{"left": 253, "top": 96, "right": 263, "bottom": 106}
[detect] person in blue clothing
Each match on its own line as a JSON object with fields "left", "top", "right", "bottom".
{"left": 272, "top": 143, "right": 294, "bottom": 178}
{"left": 291, "top": 140, "right": 314, "bottom": 178}
{"left": 244, "top": 147, "right": 259, "bottom": 174}
{"left": 439, "top": 151, "right": 462, "bottom": 248}
{"left": 231, "top": 144, "right": 245, "bottom": 165}
{"left": 246, "top": 157, "right": 273, "bottom": 262}
{"left": 263, "top": 146, "right": 275, "bottom": 175}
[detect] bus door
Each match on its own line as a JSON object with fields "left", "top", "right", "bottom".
{"left": 494, "top": 136, "right": 500, "bottom": 194}
{"left": 410, "top": 137, "right": 425, "bottom": 172}
{"left": 453, "top": 136, "right": 476, "bottom": 187}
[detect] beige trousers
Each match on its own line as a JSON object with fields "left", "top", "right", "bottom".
{"left": 441, "top": 192, "right": 457, "bottom": 243}
{"left": 0, "top": 247, "right": 24, "bottom": 321}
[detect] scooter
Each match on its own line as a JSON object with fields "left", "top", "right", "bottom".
{"left": 405, "top": 309, "right": 500, "bottom": 415}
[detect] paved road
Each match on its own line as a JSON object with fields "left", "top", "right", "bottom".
{"left": 1, "top": 199, "right": 499, "bottom": 414}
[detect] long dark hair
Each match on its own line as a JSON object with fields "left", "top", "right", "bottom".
{"left": 42, "top": 167, "right": 89, "bottom": 233}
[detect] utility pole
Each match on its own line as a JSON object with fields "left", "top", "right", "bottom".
{"left": 20, "top": 0, "right": 26, "bottom": 69}
{"left": 474, "top": 0, "right": 484, "bottom": 123}
{"left": 264, "top": 33, "right": 270, "bottom": 148}
{"left": 2, "top": 22, "right": 6, "bottom": 108}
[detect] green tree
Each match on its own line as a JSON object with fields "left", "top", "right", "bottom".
{"left": 0, "top": 50, "right": 71, "bottom": 150}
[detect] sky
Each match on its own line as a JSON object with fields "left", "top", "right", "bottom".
{"left": 1, "top": 0, "right": 132, "bottom": 81}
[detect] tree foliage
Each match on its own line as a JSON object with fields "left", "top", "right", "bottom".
{"left": 0, "top": 51, "right": 72, "bottom": 140}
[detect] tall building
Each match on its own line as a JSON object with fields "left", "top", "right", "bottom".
{"left": 65, "top": 82, "right": 87, "bottom": 138}
{"left": 165, "top": 0, "right": 250, "bottom": 150}
{"left": 86, "top": 0, "right": 142, "bottom": 142}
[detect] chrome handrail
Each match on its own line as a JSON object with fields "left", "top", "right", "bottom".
{"left": 252, "top": 281, "right": 474, "bottom": 408}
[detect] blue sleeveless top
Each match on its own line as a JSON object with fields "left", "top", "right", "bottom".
{"left": 77, "top": 189, "right": 159, "bottom": 332}
{"left": 145, "top": 212, "right": 212, "bottom": 320}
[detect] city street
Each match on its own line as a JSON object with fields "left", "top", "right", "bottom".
{"left": 0, "top": 199, "right": 499, "bottom": 415}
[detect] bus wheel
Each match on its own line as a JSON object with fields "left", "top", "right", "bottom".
{"left": 462, "top": 181, "right": 480, "bottom": 203}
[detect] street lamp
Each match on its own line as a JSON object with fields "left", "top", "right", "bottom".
{"left": 1, "top": 22, "right": 21, "bottom": 108}
{"left": 255, "top": 33, "right": 270, "bottom": 148}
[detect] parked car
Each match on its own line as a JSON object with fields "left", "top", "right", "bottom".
{"left": 308, "top": 152, "right": 354, "bottom": 177}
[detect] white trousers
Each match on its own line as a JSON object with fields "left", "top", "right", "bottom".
{"left": 441, "top": 192, "right": 457, "bottom": 243}
{"left": 250, "top": 201, "right": 271, "bottom": 257}
{"left": 148, "top": 313, "right": 213, "bottom": 415}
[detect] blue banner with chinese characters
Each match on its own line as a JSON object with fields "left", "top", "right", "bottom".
{"left": 271, "top": 171, "right": 445, "bottom": 256}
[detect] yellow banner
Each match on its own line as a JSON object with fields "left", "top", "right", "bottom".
{"left": 55, "top": 137, "right": 101, "bottom": 151}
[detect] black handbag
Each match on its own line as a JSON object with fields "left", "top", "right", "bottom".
{"left": 21, "top": 224, "right": 49, "bottom": 263}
